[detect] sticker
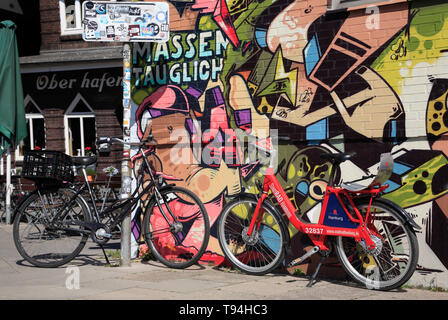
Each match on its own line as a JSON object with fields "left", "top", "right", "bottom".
{"left": 82, "top": 2, "right": 169, "bottom": 42}
{"left": 129, "top": 7, "right": 141, "bottom": 16}
{"left": 161, "top": 24, "right": 169, "bottom": 32}
{"left": 134, "top": 17, "right": 145, "bottom": 24}
{"left": 116, "top": 24, "right": 128, "bottom": 36}
{"left": 85, "top": 10, "right": 96, "bottom": 17}
{"left": 85, "top": 29, "right": 99, "bottom": 39}
{"left": 106, "top": 25, "right": 115, "bottom": 38}
{"left": 128, "top": 24, "right": 140, "bottom": 37}
{"left": 141, "top": 23, "right": 159, "bottom": 36}
{"left": 96, "top": 3, "right": 106, "bottom": 14}
{"left": 98, "top": 16, "right": 108, "bottom": 25}
{"left": 143, "top": 10, "right": 154, "bottom": 22}
{"left": 115, "top": 35, "right": 130, "bottom": 42}
{"left": 123, "top": 98, "right": 130, "bottom": 107}
{"left": 85, "top": 1, "right": 94, "bottom": 10}
{"left": 123, "top": 81, "right": 130, "bottom": 98}
{"left": 123, "top": 108, "right": 131, "bottom": 118}
{"left": 156, "top": 11, "right": 167, "bottom": 23}
{"left": 86, "top": 20, "right": 98, "bottom": 30}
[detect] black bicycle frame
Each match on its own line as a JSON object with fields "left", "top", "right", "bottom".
{"left": 46, "top": 144, "right": 179, "bottom": 237}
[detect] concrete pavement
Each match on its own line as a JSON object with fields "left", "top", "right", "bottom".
{"left": 1, "top": 223, "right": 448, "bottom": 301}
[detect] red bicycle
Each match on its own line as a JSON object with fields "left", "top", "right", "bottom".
{"left": 217, "top": 138, "right": 420, "bottom": 290}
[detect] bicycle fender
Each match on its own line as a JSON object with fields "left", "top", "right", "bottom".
{"left": 11, "top": 190, "right": 39, "bottom": 222}
{"left": 232, "top": 193, "right": 291, "bottom": 249}
{"left": 70, "top": 188, "right": 93, "bottom": 221}
{"left": 373, "top": 197, "right": 422, "bottom": 231}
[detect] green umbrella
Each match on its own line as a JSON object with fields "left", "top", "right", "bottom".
{"left": 0, "top": 20, "right": 27, "bottom": 154}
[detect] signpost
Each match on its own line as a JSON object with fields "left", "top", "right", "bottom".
{"left": 81, "top": 1, "right": 169, "bottom": 266}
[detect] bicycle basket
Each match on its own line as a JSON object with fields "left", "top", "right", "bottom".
{"left": 21, "top": 150, "right": 74, "bottom": 183}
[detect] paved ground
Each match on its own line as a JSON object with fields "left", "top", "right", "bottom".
{"left": 1, "top": 222, "right": 448, "bottom": 302}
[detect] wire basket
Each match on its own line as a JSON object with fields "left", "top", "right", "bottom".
{"left": 21, "top": 150, "right": 74, "bottom": 183}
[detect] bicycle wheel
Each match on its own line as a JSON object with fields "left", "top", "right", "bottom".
{"left": 13, "top": 188, "right": 90, "bottom": 268}
{"left": 142, "top": 186, "right": 210, "bottom": 269}
{"left": 334, "top": 199, "right": 419, "bottom": 290}
{"left": 217, "top": 195, "right": 286, "bottom": 275}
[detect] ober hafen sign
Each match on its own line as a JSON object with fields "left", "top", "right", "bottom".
{"left": 35, "top": 71, "right": 123, "bottom": 93}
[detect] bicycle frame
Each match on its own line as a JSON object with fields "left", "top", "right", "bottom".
{"left": 247, "top": 167, "right": 387, "bottom": 252}
{"left": 46, "top": 140, "right": 182, "bottom": 242}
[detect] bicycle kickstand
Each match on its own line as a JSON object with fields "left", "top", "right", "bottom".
{"left": 306, "top": 251, "right": 329, "bottom": 288}
{"left": 99, "top": 244, "right": 111, "bottom": 265}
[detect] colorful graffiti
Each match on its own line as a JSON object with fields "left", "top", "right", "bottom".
{"left": 130, "top": 0, "right": 448, "bottom": 287}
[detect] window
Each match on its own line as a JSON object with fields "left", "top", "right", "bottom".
{"left": 327, "top": 0, "right": 400, "bottom": 11}
{"left": 16, "top": 95, "right": 46, "bottom": 160}
{"left": 59, "top": 0, "right": 84, "bottom": 35}
{"left": 64, "top": 94, "right": 97, "bottom": 156}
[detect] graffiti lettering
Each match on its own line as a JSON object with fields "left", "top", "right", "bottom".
{"left": 132, "top": 30, "right": 228, "bottom": 63}
{"left": 133, "top": 30, "right": 228, "bottom": 87}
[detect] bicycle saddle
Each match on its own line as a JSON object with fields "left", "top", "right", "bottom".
{"left": 341, "top": 153, "right": 394, "bottom": 192}
{"left": 320, "top": 152, "right": 356, "bottom": 163}
{"left": 72, "top": 155, "right": 97, "bottom": 166}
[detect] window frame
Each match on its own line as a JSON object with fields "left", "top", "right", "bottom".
{"left": 15, "top": 95, "right": 46, "bottom": 161}
{"left": 64, "top": 94, "right": 96, "bottom": 157}
{"left": 59, "top": 0, "right": 83, "bottom": 36}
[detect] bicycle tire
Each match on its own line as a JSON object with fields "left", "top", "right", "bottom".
{"left": 217, "top": 195, "right": 286, "bottom": 275}
{"left": 334, "top": 198, "right": 419, "bottom": 290}
{"left": 13, "top": 188, "right": 90, "bottom": 268}
{"left": 142, "top": 186, "right": 210, "bottom": 269}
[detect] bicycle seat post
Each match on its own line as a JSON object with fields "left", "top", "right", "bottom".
{"left": 320, "top": 152, "right": 356, "bottom": 188}
{"left": 79, "top": 163, "right": 101, "bottom": 222}
{"left": 327, "top": 160, "right": 338, "bottom": 188}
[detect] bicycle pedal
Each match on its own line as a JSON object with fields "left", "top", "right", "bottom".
{"left": 287, "top": 246, "right": 320, "bottom": 268}
{"left": 287, "top": 258, "right": 303, "bottom": 268}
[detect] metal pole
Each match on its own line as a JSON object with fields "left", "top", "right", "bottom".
{"left": 5, "top": 148, "right": 11, "bottom": 224}
{"left": 120, "top": 43, "right": 132, "bottom": 267}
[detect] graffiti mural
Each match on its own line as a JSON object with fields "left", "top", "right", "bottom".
{"left": 130, "top": 0, "right": 448, "bottom": 287}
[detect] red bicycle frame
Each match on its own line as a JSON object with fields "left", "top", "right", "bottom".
{"left": 246, "top": 167, "right": 388, "bottom": 252}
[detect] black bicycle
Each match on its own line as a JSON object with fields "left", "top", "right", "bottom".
{"left": 13, "top": 135, "right": 210, "bottom": 269}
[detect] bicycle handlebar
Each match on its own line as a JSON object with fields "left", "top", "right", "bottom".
{"left": 96, "top": 135, "right": 158, "bottom": 151}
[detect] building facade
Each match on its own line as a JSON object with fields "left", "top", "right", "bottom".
{"left": 10, "top": 0, "right": 124, "bottom": 180}
{"left": 3, "top": 0, "right": 447, "bottom": 289}
{"left": 127, "top": 0, "right": 448, "bottom": 289}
